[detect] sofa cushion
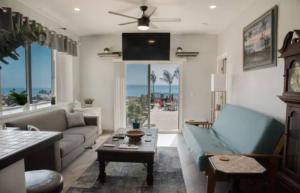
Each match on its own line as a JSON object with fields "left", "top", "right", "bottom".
{"left": 60, "top": 134, "right": 84, "bottom": 156}
{"left": 183, "top": 123, "right": 235, "bottom": 171}
{"left": 66, "top": 112, "right": 86, "bottom": 128}
{"left": 213, "top": 104, "right": 284, "bottom": 154}
{"left": 5, "top": 109, "right": 68, "bottom": 132}
{"left": 64, "top": 126, "right": 98, "bottom": 141}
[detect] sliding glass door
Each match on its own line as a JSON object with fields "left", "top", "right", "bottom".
{"left": 126, "top": 64, "right": 179, "bottom": 131}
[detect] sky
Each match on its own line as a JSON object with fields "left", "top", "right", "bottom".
{"left": 126, "top": 64, "right": 179, "bottom": 86}
{"left": 0, "top": 43, "right": 52, "bottom": 89}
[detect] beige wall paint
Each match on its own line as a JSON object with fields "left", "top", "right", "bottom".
{"left": 218, "top": 0, "right": 300, "bottom": 122}
{"left": 79, "top": 34, "right": 218, "bottom": 131}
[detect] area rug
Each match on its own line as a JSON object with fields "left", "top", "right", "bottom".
{"left": 66, "top": 147, "right": 187, "bottom": 193}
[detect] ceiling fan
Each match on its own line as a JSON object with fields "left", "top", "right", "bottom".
{"left": 108, "top": 5, "right": 181, "bottom": 31}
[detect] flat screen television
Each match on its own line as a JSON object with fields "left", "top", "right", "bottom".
{"left": 122, "top": 33, "right": 170, "bottom": 61}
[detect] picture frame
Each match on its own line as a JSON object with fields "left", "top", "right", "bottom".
{"left": 243, "top": 6, "right": 278, "bottom": 71}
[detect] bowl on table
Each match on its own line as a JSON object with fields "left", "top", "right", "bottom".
{"left": 126, "top": 130, "right": 145, "bottom": 142}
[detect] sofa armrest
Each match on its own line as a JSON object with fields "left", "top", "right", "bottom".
{"left": 84, "top": 116, "right": 98, "bottom": 126}
{"left": 204, "top": 152, "right": 281, "bottom": 159}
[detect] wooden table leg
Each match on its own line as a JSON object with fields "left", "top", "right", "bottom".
{"left": 98, "top": 161, "right": 106, "bottom": 183}
{"left": 207, "top": 167, "right": 216, "bottom": 193}
{"left": 147, "top": 161, "right": 154, "bottom": 185}
{"left": 227, "top": 179, "right": 241, "bottom": 193}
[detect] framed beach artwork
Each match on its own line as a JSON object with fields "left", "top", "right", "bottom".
{"left": 243, "top": 6, "right": 278, "bottom": 71}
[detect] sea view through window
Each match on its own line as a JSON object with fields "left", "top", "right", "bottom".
{"left": 0, "top": 44, "right": 53, "bottom": 110}
{"left": 126, "top": 64, "right": 180, "bottom": 131}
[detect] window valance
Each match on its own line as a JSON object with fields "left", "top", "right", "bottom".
{"left": 0, "top": 7, "right": 77, "bottom": 63}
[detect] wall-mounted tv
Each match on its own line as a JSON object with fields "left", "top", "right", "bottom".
{"left": 122, "top": 33, "right": 170, "bottom": 61}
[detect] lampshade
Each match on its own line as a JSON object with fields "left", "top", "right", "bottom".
{"left": 211, "top": 74, "right": 226, "bottom": 91}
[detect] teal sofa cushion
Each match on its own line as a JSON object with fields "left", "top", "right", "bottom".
{"left": 182, "top": 123, "right": 235, "bottom": 171}
{"left": 213, "top": 105, "right": 284, "bottom": 154}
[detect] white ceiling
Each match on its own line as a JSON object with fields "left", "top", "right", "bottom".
{"left": 17, "top": 0, "right": 257, "bottom": 36}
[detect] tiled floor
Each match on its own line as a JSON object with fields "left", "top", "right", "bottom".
{"left": 62, "top": 133, "right": 226, "bottom": 193}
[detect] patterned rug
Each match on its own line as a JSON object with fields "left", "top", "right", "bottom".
{"left": 66, "top": 147, "right": 187, "bottom": 193}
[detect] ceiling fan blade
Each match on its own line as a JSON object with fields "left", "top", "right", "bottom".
{"left": 150, "top": 23, "right": 159, "bottom": 29}
{"left": 151, "top": 18, "right": 181, "bottom": 22}
{"left": 108, "top": 11, "right": 138, "bottom": 19}
{"left": 147, "top": 7, "right": 157, "bottom": 17}
{"left": 119, "top": 21, "right": 137, "bottom": 25}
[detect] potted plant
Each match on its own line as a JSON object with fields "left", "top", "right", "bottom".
{"left": 127, "top": 100, "right": 147, "bottom": 129}
{"left": 84, "top": 98, "right": 94, "bottom": 107}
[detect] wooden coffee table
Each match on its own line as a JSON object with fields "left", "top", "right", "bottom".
{"left": 96, "top": 128, "right": 158, "bottom": 185}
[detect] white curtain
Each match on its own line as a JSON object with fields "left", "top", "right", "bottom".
{"left": 114, "top": 62, "right": 126, "bottom": 131}
{"left": 55, "top": 51, "right": 74, "bottom": 103}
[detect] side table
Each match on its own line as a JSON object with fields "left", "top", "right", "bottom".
{"left": 73, "top": 107, "right": 102, "bottom": 134}
{"left": 207, "top": 155, "right": 266, "bottom": 193}
{"left": 185, "top": 120, "right": 213, "bottom": 128}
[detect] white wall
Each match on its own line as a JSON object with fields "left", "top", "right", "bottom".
{"left": 79, "top": 34, "right": 218, "bottom": 131}
{"left": 218, "top": 0, "right": 300, "bottom": 122}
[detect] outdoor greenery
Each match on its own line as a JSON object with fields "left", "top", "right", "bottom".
{"left": 7, "top": 89, "right": 27, "bottom": 106}
{"left": 150, "top": 70, "right": 156, "bottom": 93}
{"left": 159, "top": 68, "right": 179, "bottom": 98}
{"left": 127, "top": 95, "right": 148, "bottom": 126}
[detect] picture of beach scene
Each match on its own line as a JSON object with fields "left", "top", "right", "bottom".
{"left": 126, "top": 64, "right": 179, "bottom": 131}
{"left": 243, "top": 6, "right": 277, "bottom": 70}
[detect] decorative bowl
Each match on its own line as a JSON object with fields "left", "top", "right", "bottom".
{"left": 126, "top": 130, "right": 145, "bottom": 142}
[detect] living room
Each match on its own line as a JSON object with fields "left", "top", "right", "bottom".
{"left": 0, "top": 0, "right": 300, "bottom": 193}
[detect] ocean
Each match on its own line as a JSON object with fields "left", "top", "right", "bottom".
{"left": 1, "top": 88, "right": 51, "bottom": 96}
{"left": 2, "top": 86, "right": 178, "bottom": 97}
{"left": 127, "top": 85, "right": 179, "bottom": 97}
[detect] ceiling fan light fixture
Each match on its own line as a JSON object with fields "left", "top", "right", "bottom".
{"left": 138, "top": 17, "right": 150, "bottom": 31}
{"left": 138, "top": 25, "right": 149, "bottom": 31}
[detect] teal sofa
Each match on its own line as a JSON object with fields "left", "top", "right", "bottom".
{"left": 183, "top": 104, "right": 284, "bottom": 171}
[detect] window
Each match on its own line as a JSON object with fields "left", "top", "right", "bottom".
{"left": 31, "top": 43, "right": 53, "bottom": 103}
{"left": 1, "top": 46, "right": 26, "bottom": 109}
{"left": 0, "top": 43, "right": 54, "bottom": 111}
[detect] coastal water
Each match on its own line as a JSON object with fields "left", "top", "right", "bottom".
{"left": 127, "top": 85, "right": 179, "bottom": 97}
{"left": 2, "top": 86, "right": 178, "bottom": 97}
{"left": 1, "top": 88, "right": 51, "bottom": 96}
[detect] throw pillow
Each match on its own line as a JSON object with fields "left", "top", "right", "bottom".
{"left": 67, "top": 112, "right": 86, "bottom": 128}
{"left": 27, "top": 124, "right": 40, "bottom": 131}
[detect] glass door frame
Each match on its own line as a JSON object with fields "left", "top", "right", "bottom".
{"left": 124, "top": 61, "right": 184, "bottom": 133}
